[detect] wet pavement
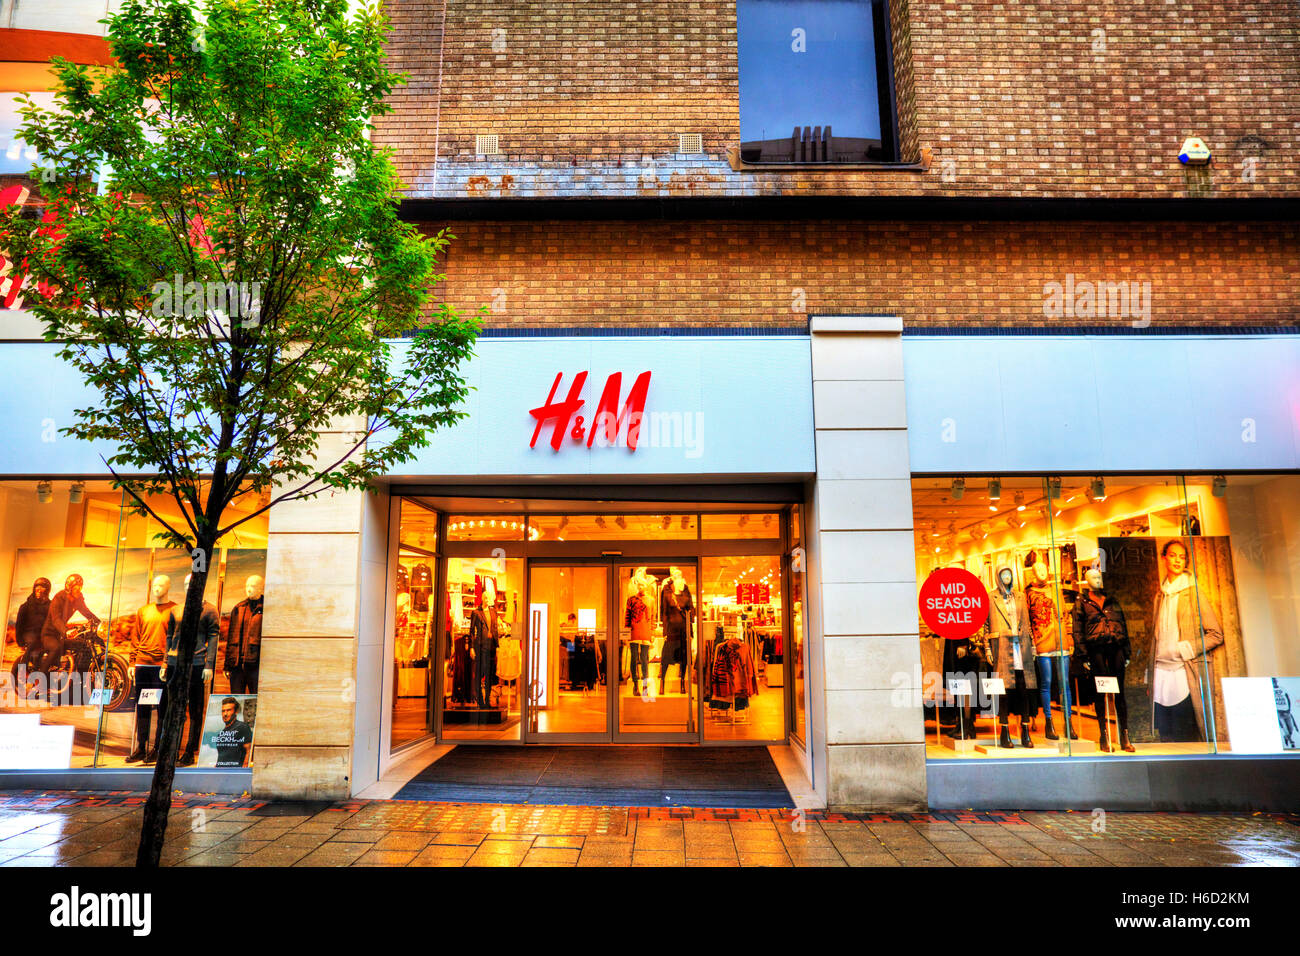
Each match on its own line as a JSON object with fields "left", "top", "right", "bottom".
{"left": 0, "top": 791, "right": 1296, "bottom": 866}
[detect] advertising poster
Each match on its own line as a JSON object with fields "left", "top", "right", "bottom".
{"left": 196, "top": 693, "right": 257, "bottom": 768}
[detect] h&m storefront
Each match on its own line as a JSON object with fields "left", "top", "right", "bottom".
{"left": 0, "top": 320, "right": 1297, "bottom": 811}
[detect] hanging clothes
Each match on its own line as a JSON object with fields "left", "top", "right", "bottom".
{"left": 450, "top": 635, "right": 474, "bottom": 704}
{"left": 710, "top": 638, "right": 758, "bottom": 706}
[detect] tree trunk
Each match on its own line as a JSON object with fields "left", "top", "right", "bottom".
{"left": 136, "top": 551, "right": 212, "bottom": 868}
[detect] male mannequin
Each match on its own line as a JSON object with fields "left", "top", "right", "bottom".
{"left": 127, "top": 575, "right": 177, "bottom": 764}
{"left": 658, "top": 567, "right": 693, "bottom": 694}
{"left": 224, "top": 574, "right": 264, "bottom": 694}
{"left": 161, "top": 573, "right": 219, "bottom": 766}
{"left": 1147, "top": 539, "right": 1224, "bottom": 742}
{"left": 986, "top": 566, "right": 1035, "bottom": 748}
{"left": 624, "top": 568, "right": 653, "bottom": 696}
{"left": 1025, "top": 555, "right": 1076, "bottom": 740}
{"left": 1072, "top": 567, "right": 1134, "bottom": 752}
{"left": 468, "top": 578, "right": 499, "bottom": 708}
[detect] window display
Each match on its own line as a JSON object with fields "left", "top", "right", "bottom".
{"left": 0, "top": 480, "right": 268, "bottom": 769}
{"left": 615, "top": 563, "right": 698, "bottom": 735}
{"left": 528, "top": 564, "right": 609, "bottom": 736}
{"left": 390, "top": 500, "right": 438, "bottom": 749}
{"left": 911, "top": 474, "right": 1295, "bottom": 759}
{"left": 441, "top": 555, "right": 524, "bottom": 741}
{"left": 701, "top": 555, "right": 785, "bottom": 741}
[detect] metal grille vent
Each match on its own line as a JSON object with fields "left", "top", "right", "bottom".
{"left": 678, "top": 133, "right": 703, "bottom": 154}
{"left": 475, "top": 134, "right": 500, "bottom": 156}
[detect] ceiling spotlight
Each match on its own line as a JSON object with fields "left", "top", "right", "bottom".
{"left": 1047, "top": 476, "right": 1062, "bottom": 499}
{"left": 738, "top": 515, "right": 750, "bottom": 527}
{"left": 762, "top": 514, "right": 772, "bottom": 527}
{"left": 558, "top": 516, "right": 570, "bottom": 532}
{"left": 615, "top": 516, "right": 627, "bottom": 530}
{"left": 1089, "top": 477, "right": 1106, "bottom": 501}
{"left": 680, "top": 516, "right": 690, "bottom": 529}
{"left": 988, "top": 478, "right": 1001, "bottom": 502}
{"left": 69, "top": 482, "right": 85, "bottom": 504}
{"left": 36, "top": 481, "right": 53, "bottom": 504}
{"left": 951, "top": 478, "right": 965, "bottom": 500}
{"left": 595, "top": 516, "right": 607, "bottom": 529}
{"left": 661, "top": 515, "right": 672, "bottom": 530}
{"left": 1212, "top": 475, "right": 1227, "bottom": 497}
{"left": 1014, "top": 492, "right": 1025, "bottom": 512}
{"left": 1007, "top": 515, "right": 1024, "bottom": 530}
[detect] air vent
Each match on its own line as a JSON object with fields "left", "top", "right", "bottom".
{"left": 475, "top": 134, "right": 500, "bottom": 156}
{"left": 678, "top": 133, "right": 703, "bottom": 154}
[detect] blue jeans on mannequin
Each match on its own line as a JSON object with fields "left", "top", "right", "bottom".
{"left": 1036, "top": 653, "right": 1074, "bottom": 737}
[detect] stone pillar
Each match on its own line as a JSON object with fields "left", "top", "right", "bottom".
{"left": 809, "top": 316, "right": 926, "bottom": 810}
{"left": 251, "top": 432, "right": 367, "bottom": 801}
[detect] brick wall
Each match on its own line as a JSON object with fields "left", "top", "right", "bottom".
{"left": 376, "top": 0, "right": 1300, "bottom": 199}
{"left": 429, "top": 219, "right": 1300, "bottom": 329}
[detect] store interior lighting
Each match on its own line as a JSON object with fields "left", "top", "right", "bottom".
{"left": 69, "top": 482, "right": 85, "bottom": 504}
{"left": 950, "top": 478, "right": 965, "bottom": 500}
{"left": 1212, "top": 475, "right": 1227, "bottom": 497}
{"left": 1090, "top": 476, "right": 1107, "bottom": 501}
{"left": 36, "top": 481, "right": 52, "bottom": 504}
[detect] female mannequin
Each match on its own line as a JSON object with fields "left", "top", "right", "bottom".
{"left": 1025, "top": 554, "right": 1076, "bottom": 740}
{"left": 1073, "top": 567, "right": 1134, "bottom": 752}
{"left": 468, "top": 578, "right": 500, "bottom": 709}
{"left": 986, "top": 566, "right": 1036, "bottom": 748}
{"left": 625, "top": 568, "right": 654, "bottom": 696}
{"left": 658, "top": 567, "right": 693, "bottom": 694}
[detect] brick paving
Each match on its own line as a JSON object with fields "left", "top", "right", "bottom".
{"left": 0, "top": 791, "right": 1296, "bottom": 867}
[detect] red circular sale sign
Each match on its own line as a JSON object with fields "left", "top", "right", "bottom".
{"left": 918, "top": 568, "right": 990, "bottom": 640}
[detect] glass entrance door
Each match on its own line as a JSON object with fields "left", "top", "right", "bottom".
{"left": 614, "top": 563, "right": 698, "bottom": 740}
{"left": 526, "top": 564, "right": 610, "bottom": 740}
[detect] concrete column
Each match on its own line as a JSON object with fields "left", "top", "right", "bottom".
{"left": 810, "top": 316, "right": 926, "bottom": 810}
{"left": 251, "top": 432, "right": 367, "bottom": 800}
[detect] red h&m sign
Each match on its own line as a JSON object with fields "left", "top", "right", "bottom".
{"left": 529, "top": 371, "right": 651, "bottom": 451}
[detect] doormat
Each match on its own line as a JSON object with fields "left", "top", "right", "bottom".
{"left": 392, "top": 745, "right": 795, "bottom": 808}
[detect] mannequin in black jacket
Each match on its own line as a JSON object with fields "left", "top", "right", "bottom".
{"left": 1072, "top": 568, "right": 1135, "bottom": 752}
{"left": 10, "top": 578, "right": 51, "bottom": 693}
{"left": 161, "top": 573, "right": 220, "bottom": 766}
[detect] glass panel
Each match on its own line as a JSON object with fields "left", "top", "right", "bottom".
{"left": 441, "top": 555, "right": 524, "bottom": 740}
{"left": 529, "top": 514, "right": 698, "bottom": 541}
{"left": 1204, "top": 474, "right": 1300, "bottom": 753}
{"left": 446, "top": 516, "right": 529, "bottom": 542}
{"left": 0, "top": 481, "right": 268, "bottom": 770}
{"left": 737, "top": 0, "right": 887, "bottom": 162}
{"left": 700, "top": 513, "right": 780, "bottom": 539}
{"left": 701, "top": 555, "right": 784, "bottom": 740}
{"left": 790, "top": 505, "right": 808, "bottom": 745}
{"left": 391, "top": 501, "right": 437, "bottom": 751}
{"left": 528, "top": 565, "right": 609, "bottom": 735}
{"left": 616, "top": 564, "right": 696, "bottom": 735}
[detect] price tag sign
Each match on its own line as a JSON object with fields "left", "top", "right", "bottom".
{"left": 1094, "top": 676, "right": 1120, "bottom": 694}
{"left": 87, "top": 688, "right": 113, "bottom": 707}
{"left": 947, "top": 678, "right": 972, "bottom": 697}
{"left": 981, "top": 677, "right": 1006, "bottom": 697}
{"left": 137, "top": 688, "right": 162, "bottom": 706}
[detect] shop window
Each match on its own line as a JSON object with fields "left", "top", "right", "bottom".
{"left": 700, "top": 512, "right": 780, "bottom": 539}
{"left": 911, "top": 474, "right": 1283, "bottom": 760}
{"left": 0, "top": 480, "right": 268, "bottom": 770}
{"left": 737, "top": 0, "right": 897, "bottom": 163}
{"left": 439, "top": 554, "right": 524, "bottom": 740}
{"left": 1, "top": 92, "right": 52, "bottom": 175}
{"left": 700, "top": 555, "right": 785, "bottom": 740}
{"left": 528, "top": 513, "right": 698, "bottom": 541}
{"left": 445, "top": 515, "right": 529, "bottom": 542}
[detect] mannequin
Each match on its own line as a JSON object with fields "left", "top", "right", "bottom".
{"left": 1072, "top": 567, "right": 1134, "bottom": 752}
{"left": 160, "top": 572, "right": 220, "bottom": 766}
{"left": 625, "top": 568, "right": 653, "bottom": 696}
{"left": 986, "top": 566, "right": 1036, "bottom": 748}
{"left": 1025, "top": 554, "right": 1076, "bottom": 740}
{"left": 658, "top": 567, "right": 693, "bottom": 694}
{"left": 127, "top": 575, "right": 178, "bottom": 764}
{"left": 10, "top": 577, "right": 51, "bottom": 696}
{"left": 468, "top": 578, "right": 499, "bottom": 708}
{"left": 224, "top": 574, "right": 264, "bottom": 694}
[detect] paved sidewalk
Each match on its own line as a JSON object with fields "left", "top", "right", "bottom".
{"left": 0, "top": 791, "right": 1296, "bottom": 866}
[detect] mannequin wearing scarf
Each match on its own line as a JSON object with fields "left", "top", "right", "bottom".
{"left": 1148, "top": 541, "right": 1223, "bottom": 742}
{"left": 986, "top": 566, "right": 1036, "bottom": 748}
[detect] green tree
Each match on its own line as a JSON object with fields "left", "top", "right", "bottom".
{"left": 0, "top": 0, "right": 478, "bottom": 866}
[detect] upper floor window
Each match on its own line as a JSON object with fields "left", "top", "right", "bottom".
{"left": 737, "top": 0, "right": 897, "bottom": 164}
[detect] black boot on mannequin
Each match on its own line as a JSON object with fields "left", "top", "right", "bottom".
{"left": 1020, "top": 717, "right": 1033, "bottom": 748}
{"left": 998, "top": 720, "right": 1013, "bottom": 749}
{"left": 1098, "top": 720, "right": 1112, "bottom": 753}
{"left": 1044, "top": 714, "right": 1059, "bottom": 740}
{"left": 1121, "top": 729, "right": 1135, "bottom": 752}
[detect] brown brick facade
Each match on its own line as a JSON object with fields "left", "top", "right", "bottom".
{"left": 430, "top": 219, "right": 1299, "bottom": 330}
{"left": 377, "top": 0, "right": 1300, "bottom": 199}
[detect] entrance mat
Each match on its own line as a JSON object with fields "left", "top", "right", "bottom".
{"left": 392, "top": 746, "right": 795, "bottom": 808}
